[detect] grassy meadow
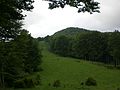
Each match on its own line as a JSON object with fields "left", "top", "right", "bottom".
{"left": 8, "top": 41, "right": 120, "bottom": 90}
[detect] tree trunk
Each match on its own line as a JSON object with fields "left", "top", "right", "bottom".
{"left": 0, "top": 62, "right": 5, "bottom": 88}
{"left": 114, "top": 59, "right": 117, "bottom": 67}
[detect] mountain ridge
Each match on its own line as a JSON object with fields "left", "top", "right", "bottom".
{"left": 52, "top": 27, "right": 97, "bottom": 37}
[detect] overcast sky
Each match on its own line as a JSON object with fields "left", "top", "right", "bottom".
{"left": 23, "top": 0, "right": 120, "bottom": 37}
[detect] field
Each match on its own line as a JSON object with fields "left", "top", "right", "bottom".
{"left": 9, "top": 41, "right": 120, "bottom": 90}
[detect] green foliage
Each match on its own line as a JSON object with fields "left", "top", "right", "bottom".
{"left": 50, "top": 35, "right": 70, "bottom": 56}
{"left": 53, "top": 27, "right": 90, "bottom": 37}
{"left": 0, "top": 30, "right": 42, "bottom": 88}
{"left": 74, "top": 32, "right": 108, "bottom": 61}
{"left": 0, "top": 0, "right": 34, "bottom": 41}
{"left": 0, "top": 0, "right": 42, "bottom": 88}
{"left": 14, "top": 76, "right": 40, "bottom": 88}
{"left": 53, "top": 80, "right": 61, "bottom": 87}
{"left": 85, "top": 77, "right": 97, "bottom": 86}
{"left": 108, "top": 31, "right": 120, "bottom": 67}
{"left": 15, "top": 30, "right": 42, "bottom": 73}
{"left": 47, "top": 0, "right": 100, "bottom": 14}
{"left": 37, "top": 37, "right": 44, "bottom": 41}
{"left": 49, "top": 28, "right": 120, "bottom": 67}
{"left": 14, "top": 79, "right": 26, "bottom": 88}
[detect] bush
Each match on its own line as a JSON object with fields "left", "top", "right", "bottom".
{"left": 117, "top": 88, "right": 120, "bottom": 90}
{"left": 85, "top": 77, "right": 97, "bottom": 86}
{"left": 14, "top": 79, "right": 26, "bottom": 88}
{"left": 53, "top": 80, "right": 61, "bottom": 87}
{"left": 80, "top": 82, "right": 84, "bottom": 85}
{"left": 24, "top": 78, "right": 34, "bottom": 88}
{"left": 34, "top": 74, "right": 41, "bottom": 85}
{"left": 14, "top": 78, "right": 35, "bottom": 88}
{"left": 14, "top": 74, "right": 41, "bottom": 88}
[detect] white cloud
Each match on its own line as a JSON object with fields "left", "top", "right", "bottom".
{"left": 23, "top": 0, "right": 120, "bottom": 37}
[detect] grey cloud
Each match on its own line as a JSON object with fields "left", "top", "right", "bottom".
{"left": 24, "top": 0, "right": 120, "bottom": 37}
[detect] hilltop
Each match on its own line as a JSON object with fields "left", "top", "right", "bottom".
{"left": 52, "top": 27, "right": 92, "bottom": 37}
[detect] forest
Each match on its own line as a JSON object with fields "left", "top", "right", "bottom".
{"left": 49, "top": 27, "right": 120, "bottom": 67}
{"left": 0, "top": 0, "right": 42, "bottom": 88}
{"left": 0, "top": 29, "right": 42, "bottom": 88}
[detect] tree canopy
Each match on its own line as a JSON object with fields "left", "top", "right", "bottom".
{"left": 49, "top": 28, "right": 120, "bottom": 67}
{"left": 0, "top": 0, "right": 42, "bottom": 88}
{"left": 0, "top": 30, "right": 42, "bottom": 88}
{"left": 0, "top": 0, "right": 34, "bottom": 41}
{"left": 46, "top": 0, "right": 100, "bottom": 14}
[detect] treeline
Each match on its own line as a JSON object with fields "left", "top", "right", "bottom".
{"left": 0, "top": 30, "right": 42, "bottom": 88}
{"left": 49, "top": 31, "right": 120, "bottom": 67}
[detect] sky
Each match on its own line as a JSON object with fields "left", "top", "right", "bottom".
{"left": 23, "top": 0, "right": 120, "bottom": 38}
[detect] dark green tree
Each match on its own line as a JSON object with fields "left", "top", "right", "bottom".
{"left": 0, "top": 0, "right": 34, "bottom": 87}
{"left": 108, "top": 31, "right": 120, "bottom": 67}
{"left": 73, "top": 32, "right": 109, "bottom": 62}
{"left": 15, "top": 30, "right": 42, "bottom": 73}
{"left": 0, "top": 30, "right": 42, "bottom": 88}
{"left": 50, "top": 30, "right": 113, "bottom": 65}
{"left": 73, "top": 33, "right": 90, "bottom": 59}
{"left": 0, "top": 0, "right": 34, "bottom": 41}
{"left": 46, "top": 0, "right": 100, "bottom": 14}
{"left": 50, "top": 35, "right": 70, "bottom": 56}
{"left": 0, "top": 40, "right": 25, "bottom": 87}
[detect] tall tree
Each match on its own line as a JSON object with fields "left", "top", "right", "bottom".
{"left": 0, "top": 0, "right": 34, "bottom": 88}
{"left": 0, "top": 30, "right": 42, "bottom": 88}
{"left": 108, "top": 31, "right": 120, "bottom": 67}
{"left": 14, "top": 30, "right": 42, "bottom": 73}
{"left": 0, "top": 0, "right": 34, "bottom": 41}
{"left": 50, "top": 35, "right": 70, "bottom": 56}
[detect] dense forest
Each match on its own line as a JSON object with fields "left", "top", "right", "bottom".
{"left": 0, "top": 30, "right": 42, "bottom": 88}
{"left": 47, "top": 27, "right": 120, "bottom": 67}
{"left": 0, "top": 0, "right": 42, "bottom": 88}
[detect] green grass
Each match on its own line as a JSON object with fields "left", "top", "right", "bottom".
{"left": 9, "top": 41, "right": 120, "bottom": 90}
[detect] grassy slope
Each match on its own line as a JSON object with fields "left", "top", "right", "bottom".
{"left": 12, "top": 41, "right": 120, "bottom": 90}
{"left": 39, "top": 41, "right": 120, "bottom": 90}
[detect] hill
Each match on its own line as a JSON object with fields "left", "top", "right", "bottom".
{"left": 52, "top": 27, "right": 91, "bottom": 37}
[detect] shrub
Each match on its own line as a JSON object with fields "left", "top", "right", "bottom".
{"left": 80, "top": 82, "right": 84, "bottom": 85}
{"left": 85, "top": 77, "right": 97, "bottom": 86}
{"left": 14, "top": 79, "right": 25, "bottom": 88}
{"left": 24, "top": 78, "right": 34, "bottom": 88}
{"left": 14, "top": 78, "right": 35, "bottom": 88}
{"left": 48, "top": 83, "right": 51, "bottom": 86}
{"left": 14, "top": 74, "right": 41, "bottom": 88}
{"left": 34, "top": 74, "right": 41, "bottom": 85}
{"left": 117, "top": 88, "right": 120, "bottom": 90}
{"left": 53, "top": 80, "right": 61, "bottom": 87}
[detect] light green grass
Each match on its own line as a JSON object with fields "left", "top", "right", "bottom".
{"left": 8, "top": 41, "right": 120, "bottom": 90}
